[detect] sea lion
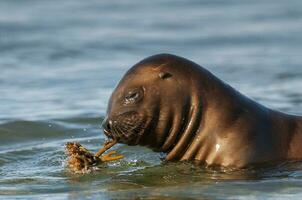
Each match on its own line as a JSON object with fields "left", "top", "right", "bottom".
{"left": 102, "top": 53, "right": 302, "bottom": 168}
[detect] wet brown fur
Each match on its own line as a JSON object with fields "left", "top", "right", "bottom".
{"left": 103, "top": 54, "right": 302, "bottom": 168}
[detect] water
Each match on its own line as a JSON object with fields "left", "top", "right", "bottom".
{"left": 1, "top": 0, "right": 302, "bottom": 199}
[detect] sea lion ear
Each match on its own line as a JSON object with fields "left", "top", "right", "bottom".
{"left": 158, "top": 72, "right": 172, "bottom": 79}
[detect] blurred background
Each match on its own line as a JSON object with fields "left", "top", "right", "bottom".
{"left": 0, "top": 0, "right": 302, "bottom": 199}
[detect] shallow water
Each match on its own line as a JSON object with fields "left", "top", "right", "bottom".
{"left": 1, "top": 0, "right": 302, "bottom": 199}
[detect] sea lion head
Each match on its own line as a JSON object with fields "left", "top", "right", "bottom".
{"left": 102, "top": 54, "right": 196, "bottom": 150}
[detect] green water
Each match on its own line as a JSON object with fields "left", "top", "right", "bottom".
{"left": 2, "top": 116, "right": 302, "bottom": 199}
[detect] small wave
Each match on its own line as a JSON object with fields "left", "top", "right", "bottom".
{"left": 0, "top": 116, "right": 105, "bottom": 149}
{"left": 0, "top": 120, "right": 70, "bottom": 144}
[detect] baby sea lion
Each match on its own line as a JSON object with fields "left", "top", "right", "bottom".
{"left": 102, "top": 53, "right": 302, "bottom": 168}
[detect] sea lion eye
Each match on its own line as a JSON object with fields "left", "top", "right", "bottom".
{"left": 159, "top": 72, "right": 172, "bottom": 79}
{"left": 124, "top": 88, "right": 143, "bottom": 104}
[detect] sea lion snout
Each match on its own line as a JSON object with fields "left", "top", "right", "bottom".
{"left": 101, "top": 117, "right": 111, "bottom": 131}
{"left": 101, "top": 117, "right": 113, "bottom": 138}
{"left": 102, "top": 111, "right": 146, "bottom": 145}
{"left": 102, "top": 85, "right": 148, "bottom": 143}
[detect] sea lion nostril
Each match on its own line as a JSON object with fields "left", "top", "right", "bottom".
{"left": 102, "top": 117, "right": 112, "bottom": 131}
{"left": 106, "top": 122, "right": 111, "bottom": 131}
{"left": 107, "top": 120, "right": 113, "bottom": 130}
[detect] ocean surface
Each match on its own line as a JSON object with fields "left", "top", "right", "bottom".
{"left": 1, "top": 0, "right": 302, "bottom": 199}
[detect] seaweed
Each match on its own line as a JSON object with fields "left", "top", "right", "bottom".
{"left": 65, "top": 139, "right": 123, "bottom": 173}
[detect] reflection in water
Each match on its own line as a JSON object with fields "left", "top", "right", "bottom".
{"left": 64, "top": 160, "right": 302, "bottom": 199}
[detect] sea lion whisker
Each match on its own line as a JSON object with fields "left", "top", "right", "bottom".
{"left": 121, "top": 123, "right": 135, "bottom": 129}
{"left": 112, "top": 124, "right": 123, "bottom": 140}
{"left": 119, "top": 125, "right": 131, "bottom": 137}
{"left": 115, "top": 124, "right": 126, "bottom": 137}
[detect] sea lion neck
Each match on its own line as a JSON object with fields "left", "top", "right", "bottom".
{"left": 286, "top": 115, "right": 302, "bottom": 159}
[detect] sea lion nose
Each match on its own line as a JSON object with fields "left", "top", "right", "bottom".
{"left": 102, "top": 117, "right": 112, "bottom": 131}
